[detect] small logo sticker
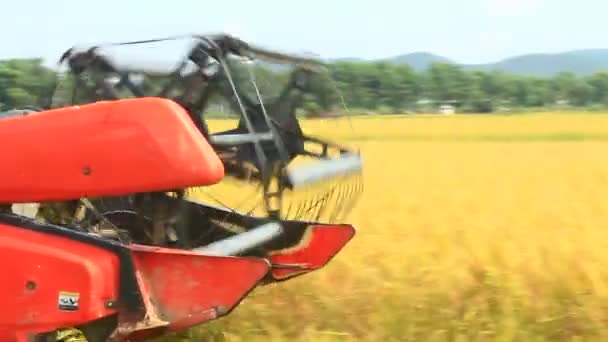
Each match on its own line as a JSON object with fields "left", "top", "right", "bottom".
{"left": 58, "top": 291, "right": 80, "bottom": 311}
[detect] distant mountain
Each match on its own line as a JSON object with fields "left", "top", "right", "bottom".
{"left": 332, "top": 49, "right": 608, "bottom": 77}
{"left": 329, "top": 53, "right": 451, "bottom": 72}
{"left": 385, "top": 52, "right": 453, "bottom": 72}
{"left": 329, "top": 57, "right": 366, "bottom": 63}
{"left": 460, "top": 49, "right": 608, "bottom": 76}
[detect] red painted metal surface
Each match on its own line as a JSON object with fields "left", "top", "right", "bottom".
{"left": 268, "top": 224, "right": 355, "bottom": 280}
{"left": 0, "top": 223, "right": 120, "bottom": 341}
{"left": 0, "top": 97, "right": 224, "bottom": 203}
{"left": 0, "top": 223, "right": 271, "bottom": 341}
{"left": 123, "top": 245, "right": 270, "bottom": 341}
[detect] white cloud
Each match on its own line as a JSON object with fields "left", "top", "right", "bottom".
{"left": 484, "top": 0, "right": 543, "bottom": 17}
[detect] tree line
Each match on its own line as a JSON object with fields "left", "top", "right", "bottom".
{"left": 317, "top": 61, "right": 608, "bottom": 114}
{"left": 3, "top": 57, "right": 608, "bottom": 115}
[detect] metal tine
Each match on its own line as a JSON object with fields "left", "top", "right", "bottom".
{"left": 341, "top": 175, "right": 364, "bottom": 221}
{"left": 329, "top": 177, "right": 353, "bottom": 223}
{"left": 303, "top": 179, "right": 336, "bottom": 222}
{"left": 350, "top": 175, "right": 365, "bottom": 216}
{"left": 191, "top": 187, "right": 261, "bottom": 244}
{"left": 287, "top": 179, "right": 306, "bottom": 220}
{"left": 335, "top": 175, "right": 363, "bottom": 223}
{"left": 301, "top": 186, "right": 320, "bottom": 221}
{"left": 311, "top": 187, "right": 333, "bottom": 222}
{"left": 322, "top": 183, "right": 343, "bottom": 222}
{"left": 284, "top": 189, "right": 296, "bottom": 221}
{"left": 314, "top": 189, "right": 335, "bottom": 221}
{"left": 328, "top": 176, "right": 351, "bottom": 223}
{"left": 342, "top": 175, "right": 361, "bottom": 215}
{"left": 297, "top": 191, "right": 325, "bottom": 222}
{"left": 300, "top": 183, "right": 322, "bottom": 221}
{"left": 321, "top": 186, "right": 342, "bottom": 223}
{"left": 292, "top": 184, "right": 314, "bottom": 220}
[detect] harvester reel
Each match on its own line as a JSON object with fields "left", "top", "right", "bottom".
{"left": 41, "top": 33, "right": 364, "bottom": 248}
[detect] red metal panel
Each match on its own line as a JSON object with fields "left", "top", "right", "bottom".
{"left": 0, "top": 223, "right": 120, "bottom": 340}
{"left": 268, "top": 224, "right": 355, "bottom": 280}
{"left": 0, "top": 97, "right": 224, "bottom": 203}
{"left": 124, "top": 245, "right": 270, "bottom": 341}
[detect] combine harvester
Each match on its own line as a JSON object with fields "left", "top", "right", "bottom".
{"left": 0, "top": 33, "right": 363, "bottom": 341}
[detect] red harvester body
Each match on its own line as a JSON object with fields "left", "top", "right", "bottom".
{"left": 0, "top": 97, "right": 356, "bottom": 341}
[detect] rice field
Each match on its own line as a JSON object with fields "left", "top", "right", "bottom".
{"left": 161, "top": 112, "right": 608, "bottom": 341}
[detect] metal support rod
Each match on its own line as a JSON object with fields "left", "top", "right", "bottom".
{"left": 193, "top": 222, "right": 283, "bottom": 256}
{"left": 287, "top": 153, "right": 363, "bottom": 188}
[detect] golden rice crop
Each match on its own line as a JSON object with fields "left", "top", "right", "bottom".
{"left": 160, "top": 112, "right": 608, "bottom": 341}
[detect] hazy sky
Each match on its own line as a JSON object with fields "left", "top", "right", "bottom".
{"left": 2, "top": 0, "right": 606, "bottom": 64}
